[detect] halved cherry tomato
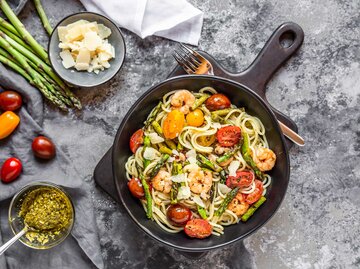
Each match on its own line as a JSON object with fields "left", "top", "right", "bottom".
{"left": 205, "top": 93, "right": 231, "bottom": 111}
{"left": 245, "top": 180, "right": 263, "bottom": 204}
{"left": 184, "top": 219, "right": 212, "bottom": 239}
{"left": 163, "top": 110, "right": 185, "bottom": 139}
{"left": 216, "top": 126, "right": 241, "bottom": 147}
{"left": 226, "top": 170, "right": 254, "bottom": 189}
{"left": 0, "top": 111, "right": 20, "bottom": 140}
{"left": 186, "top": 109, "right": 204, "bottom": 127}
{"left": 128, "top": 177, "right": 145, "bottom": 198}
{"left": 1, "top": 157, "right": 22, "bottom": 183}
{"left": 197, "top": 134, "right": 216, "bottom": 147}
{"left": 129, "top": 129, "right": 144, "bottom": 153}
{"left": 0, "top": 91, "right": 22, "bottom": 111}
{"left": 32, "top": 136, "right": 56, "bottom": 159}
{"left": 167, "top": 204, "right": 192, "bottom": 226}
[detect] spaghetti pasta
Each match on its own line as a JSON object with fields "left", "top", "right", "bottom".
{"left": 125, "top": 87, "right": 276, "bottom": 239}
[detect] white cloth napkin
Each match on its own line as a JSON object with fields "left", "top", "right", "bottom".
{"left": 79, "top": 0, "right": 204, "bottom": 45}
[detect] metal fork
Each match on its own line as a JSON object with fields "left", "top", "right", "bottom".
{"left": 173, "top": 44, "right": 305, "bottom": 147}
{"left": 173, "top": 44, "right": 214, "bottom": 75}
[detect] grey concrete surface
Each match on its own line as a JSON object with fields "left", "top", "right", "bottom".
{"left": 19, "top": 0, "right": 360, "bottom": 268}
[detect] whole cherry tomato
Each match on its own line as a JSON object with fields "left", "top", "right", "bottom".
{"left": 216, "top": 126, "right": 241, "bottom": 147}
{"left": 129, "top": 129, "right": 144, "bottom": 154}
{"left": 1, "top": 157, "right": 22, "bottom": 183}
{"left": 0, "top": 91, "right": 22, "bottom": 111}
{"left": 128, "top": 177, "right": 145, "bottom": 198}
{"left": 167, "top": 204, "right": 192, "bottom": 226}
{"left": 184, "top": 219, "right": 212, "bottom": 239}
{"left": 0, "top": 111, "right": 20, "bottom": 140}
{"left": 245, "top": 180, "right": 264, "bottom": 204}
{"left": 32, "top": 136, "right": 56, "bottom": 159}
{"left": 163, "top": 110, "right": 185, "bottom": 139}
{"left": 186, "top": 109, "right": 204, "bottom": 127}
{"left": 205, "top": 93, "right": 231, "bottom": 111}
{"left": 226, "top": 170, "right": 254, "bottom": 189}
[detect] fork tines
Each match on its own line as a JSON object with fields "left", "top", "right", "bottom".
{"left": 172, "top": 43, "right": 202, "bottom": 74}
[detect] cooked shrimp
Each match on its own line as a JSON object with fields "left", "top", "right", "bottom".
{"left": 188, "top": 168, "right": 213, "bottom": 195}
{"left": 171, "top": 90, "right": 195, "bottom": 114}
{"left": 227, "top": 192, "right": 249, "bottom": 217}
{"left": 253, "top": 147, "right": 276, "bottom": 171}
{"left": 214, "top": 143, "right": 230, "bottom": 155}
{"left": 152, "top": 170, "right": 172, "bottom": 194}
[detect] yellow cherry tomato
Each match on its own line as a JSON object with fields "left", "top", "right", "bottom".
{"left": 163, "top": 110, "right": 185, "bottom": 139}
{"left": 0, "top": 111, "right": 20, "bottom": 139}
{"left": 197, "top": 134, "right": 216, "bottom": 147}
{"left": 186, "top": 109, "right": 204, "bottom": 127}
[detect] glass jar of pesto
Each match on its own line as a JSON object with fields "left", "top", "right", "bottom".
{"left": 8, "top": 182, "right": 75, "bottom": 249}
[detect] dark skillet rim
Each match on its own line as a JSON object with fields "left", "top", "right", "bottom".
{"left": 48, "top": 11, "right": 126, "bottom": 88}
{"left": 112, "top": 74, "right": 290, "bottom": 252}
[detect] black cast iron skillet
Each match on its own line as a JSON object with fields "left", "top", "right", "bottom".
{"left": 112, "top": 22, "right": 304, "bottom": 252}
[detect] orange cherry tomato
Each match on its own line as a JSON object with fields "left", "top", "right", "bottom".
{"left": 163, "top": 110, "right": 185, "bottom": 139}
{"left": 245, "top": 180, "right": 263, "bottom": 204}
{"left": 186, "top": 109, "right": 204, "bottom": 127}
{"left": 0, "top": 111, "right": 20, "bottom": 139}
{"left": 197, "top": 134, "right": 216, "bottom": 147}
{"left": 129, "top": 129, "right": 144, "bottom": 153}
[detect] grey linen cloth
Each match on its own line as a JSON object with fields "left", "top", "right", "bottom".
{"left": 0, "top": 63, "right": 104, "bottom": 269}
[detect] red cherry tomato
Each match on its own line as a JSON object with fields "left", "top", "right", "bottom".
{"left": 0, "top": 91, "right": 22, "bottom": 111}
{"left": 32, "top": 136, "right": 56, "bottom": 159}
{"left": 167, "top": 204, "right": 192, "bottom": 226}
{"left": 128, "top": 177, "right": 145, "bottom": 198}
{"left": 245, "top": 180, "right": 263, "bottom": 204}
{"left": 184, "top": 219, "right": 212, "bottom": 239}
{"left": 129, "top": 129, "right": 144, "bottom": 154}
{"left": 226, "top": 170, "right": 254, "bottom": 189}
{"left": 205, "top": 94, "right": 231, "bottom": 111}
{"left": 1, "top": 157, "right": 22, "bottom": 183}
{"left": 216, "top": 126, "right": 241, "bottom": 147}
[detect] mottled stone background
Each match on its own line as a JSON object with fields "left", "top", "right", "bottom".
{"left": 19, "top": 0, "right": 360, "bottom": 268}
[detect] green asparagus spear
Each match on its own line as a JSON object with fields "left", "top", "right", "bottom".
{"left": 0, "top": 0, "right": 49, "bottom": 63}
{"left": 216, "top": 144, "right": 241, "bottom": 164}
{"left": 0, "top": 25, "right": 33, "bottom": 52}
{"left": 191, "top": 94, "right": 210, "bottom": 110}
{"left": 0, "top": 53, "right": 32, "bottom": 82}
{"left": 241, "top": 196, "right": 266, "bottom": 222}
{"left": 211, "top": 108, "right": 233, "bottom": 121}
{"left": 219, "top": 170, "right": 227, "bottom": 184}
{"left": 139, "top": 173, "right": 153, "bottom": 219}
{"left": 150, "top": 154, "right": 170, "bottom": 178}
{"left": 159, "top": 146, "right": 172, "bottom": 155}
{"left": 151, "top": 121, "right": 163, "bottom": 135}
{"left": 214, "top": 187, "right": 239, "bottom": 217}
{"left": 170, "top": 162, "right": 182, "bottom": 204}
{"left": 142, "top": 136, "right": 151, "bottom": 168}
{"left": 0, "top": 17, "right": 19, "bottom": 37}
{"left": 33, "top": 0, "right": 53, "bottom": 35}
{"left": 241, "top": 133, "right": 265, "bottom": 180}
{"left": 197, "top": 205, "right": 207, "bottom": 219}
{"left": 177, "top": 141, "right": 183, "bottom": 151}
{"left": 165, "top": 140, "right": 177, "bottom": 150}
{"left": 197, "top": 154, "right": 222, "bottom": 173}
{"left": 144, "top": 101, "right": 162, "bottom": 128}
{"left": 0, "top": 34, "right": 67, "bottom": 110}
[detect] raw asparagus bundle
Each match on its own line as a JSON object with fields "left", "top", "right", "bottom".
{"left": 0, "top": 0, "right": 81, "bottom": 111}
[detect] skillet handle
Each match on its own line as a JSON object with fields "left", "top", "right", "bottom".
{"left": 232, "top": 22, "right": 304, "bottom": 132}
